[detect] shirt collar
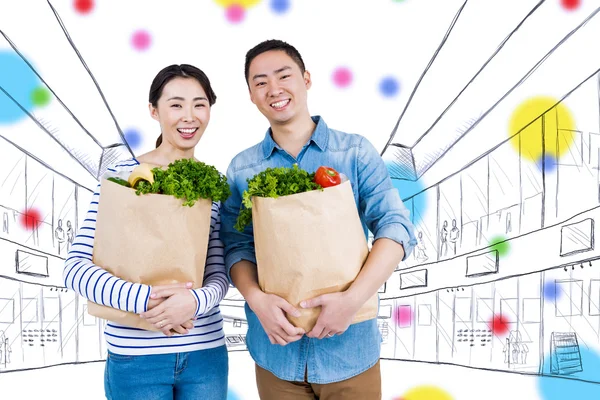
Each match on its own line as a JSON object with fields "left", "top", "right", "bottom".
{"left": 262, "top": 115, "right": 329, "bottom": 159}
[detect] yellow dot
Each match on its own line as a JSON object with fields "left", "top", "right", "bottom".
{"left": 214, "top": 0, "right": 261, "bottom": 8}
{"left": 508, "top": 96, "right": 576, "bottom": 161}
{"left": 401, "top": 385, "right": 454, "bottom": 400}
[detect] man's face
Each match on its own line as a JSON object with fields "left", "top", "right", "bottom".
{"left": 247, "top": 50, "right": 311, "bottom": 126}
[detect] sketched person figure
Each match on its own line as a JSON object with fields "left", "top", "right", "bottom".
{"left": 414, "top": 231, "right": 428, "bottom": 263}
{"left": 449, "top": 219, "right": 459, "bottom": 255}
{"left": 54, "top": 219, "right": 66, "bottom": 255}
{"left": 63, "top": 65, "right": 228, "bottom": 400}
{"left": 0, "top": 330, "right": 10, "bottom": 367}
{"left": 439, "top": 220, "right": 448, "bottom": 257}
{"left": 221, "top": 39, "right": 416, "bottom": 400}
{"left": 66, "top": 220, "right": 74, "bottom": 251}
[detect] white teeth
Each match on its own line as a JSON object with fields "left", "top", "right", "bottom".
{"left": 271, "top": 100, "right": 289, "bottom": 109}
{"left": 178, "top": 128, "right": 197, "bottom": 134}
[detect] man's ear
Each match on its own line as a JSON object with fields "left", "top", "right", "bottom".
{"left": 304, "top": 70, "right": 312, "bottom": 90}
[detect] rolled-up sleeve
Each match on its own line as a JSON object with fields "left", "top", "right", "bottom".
{"left": 220, "top": 164, "right": 258, "bottom": 285}
{"left": 357, "top": 136, "right": 417, "bottom": 260}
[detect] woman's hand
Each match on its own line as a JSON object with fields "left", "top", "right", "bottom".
{"left": 141, "top": 283, "right": 197, "bottom": 336}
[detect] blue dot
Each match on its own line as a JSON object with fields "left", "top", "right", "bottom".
{"left": 538, "top": 347, "right": 600, "bottom": 399}
{"left": 537, "top": 154, "right": 557, "bottom": 173}
{"left": 388, "top": 172, "right": 426, "bottom": 225}
{"left": 124, "top": 128, "right": 142, "bottom": 149}
{"left": 543, "top": 281, "right": 561, "bottom": 302}
{"left": 270, "top": 0, "right": 290, "bottom": 13}
{"left": 0, "top": 51, "right": 40, "bottom": 124}
{"left": 227, "top": 389, "right": 241, "bottom": 400}
{"left": 379, "top": 76, "right": 400, "bottom": 97}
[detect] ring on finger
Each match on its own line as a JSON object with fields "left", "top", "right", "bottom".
{"left": 158, "top": 320, "right": 166, "bottom": 328}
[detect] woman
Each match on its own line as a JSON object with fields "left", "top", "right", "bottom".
{"left": 63, "top": 64, "right": 229, "bottom": 399}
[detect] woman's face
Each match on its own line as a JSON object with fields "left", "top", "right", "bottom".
{"left": 150, "top": 77, "right": 211, "bottom": 152}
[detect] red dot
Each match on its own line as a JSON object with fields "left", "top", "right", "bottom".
{"left": 74, "top": 0, "right": 94, "bottom": 14}
{"left": 490, "top": 315, "right": 510, "bottom": 336}
{"left": 332, "top": 67, "right": 353, "bottom": 88}
{"left": 20, "top": 209, "right": 41, "bottom": 231}
{"left": 560, "top": 0, "right": 581, "bottom": 10}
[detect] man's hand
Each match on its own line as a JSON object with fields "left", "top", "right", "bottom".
{"left": 141, "top": 283, "right": 197, "bottom": 336}
{"left": 247, "top": 290, "right": 305, "bottom": 346}
{"left": 301, "top": 292, "right": 361, "bottom": 339}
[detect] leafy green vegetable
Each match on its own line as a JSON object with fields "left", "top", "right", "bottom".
{"left": 135, "top": 159, "right": 230, "bottom": 206}
{"left": 235, "top": 164, "right": 322, "bottom": 232}
{"left": 107, "top": 177, "right": 131, "bottom": 187}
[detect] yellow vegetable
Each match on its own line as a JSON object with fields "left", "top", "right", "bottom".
{"left": 128, "top": 163, "right": 155, "bottom": 188}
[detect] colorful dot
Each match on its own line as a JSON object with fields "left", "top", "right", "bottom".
{"left": 379, "top": 76, "right": 400, "bottom": 97}
{"left": 508, "top": 96, "right": 575, "bottom": 161}
{"left": 74, "top": 0, "right": 94, "bottom": 14}
{"left": 490, "top": 314, "right": 510, "bottom": 336}
{"left": 215, "top": 0, "right": 260, "bottom": 7}
{"left": 30, "top": 87, "right": 51, "bottom": 107}
{"left": 332, "top": 67, "right": 353, "bottom": 88}
{"left": 20, "top": 208, "right": 42, "bottom": 231}
{"left": 537, "top": 154, "right": 557, "bottom": 173}
{"left": 131, "top": 30, "right": 152, "bottom": 51}
{"left": 0, "top": 51, "right": 40, "bottom": 124}
{"left": 538, "top": 347, "right": 600, "bottom": 399}
{"left": 270, "top": 0, "right": 290, "bottom": 13}
{"left": 543, "top": 281, "right": 561, "bottom": 302}
{"left": 227, "top": 389, "right": 241, "bottom": 400}
{"left": 225, "top": 4, "right": 245, "bottom": 23}
{"left": 399, "top": 385, "right": 454, "bottom": 400}
{"left": 560, "top": 0, "right": 581, "bottom": 11}
{"left": 393, "top": 305, "right": 412, "bottom": 328}
{"left": 124, "top": 128, "right": 142, "bottom": 149}
{"left": 389, "top": 172, "right": 426, "bottom": 225}
{"left": 489, "top": 235, "right": 510, "bottom": 257}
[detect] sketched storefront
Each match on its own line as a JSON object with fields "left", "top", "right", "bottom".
{"left": 0, "top": 137, "right": 103, "bottom": 372}
{"left": 378, "top": 69, "right": 600, "bottom": 382}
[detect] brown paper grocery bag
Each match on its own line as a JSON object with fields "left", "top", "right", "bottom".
{"left": 252, "top": 180, "right": 378, "bottom": 332}
{"left": 86, "top": 178, "right": 212, "bottom": 331}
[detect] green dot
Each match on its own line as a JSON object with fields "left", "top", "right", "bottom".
{"left": 31, "top": 87, "right": 51, "bottom": 107}
{"left": 489, "top": 235, "right": 510, "bottom": 257}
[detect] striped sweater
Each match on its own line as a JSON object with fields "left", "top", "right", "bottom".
{"left": 63, "top": 158, "right": 228, "bottom": 355}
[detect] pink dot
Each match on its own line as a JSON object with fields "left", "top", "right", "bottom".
{"left": 393, "top": 305, "right": 412, "bottom": 328}
{"left": 332, "top": 67, "right": 353, "bottom": 88}
{"left": 131, "top": 30, "right": 152, "bottom": 51}
{"left": 225, "top": 4, "right": 245, "bottom": 23}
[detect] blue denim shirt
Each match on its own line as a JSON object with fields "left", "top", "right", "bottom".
{"left": 220, "top": 116, "right": 417, "bottom": 383}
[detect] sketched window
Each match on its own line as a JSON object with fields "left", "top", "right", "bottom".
{"left": 555, "top": 280, "right": 583, "bottom": 317}
{"left": 21, "top": 298, "right": 38, "bottom": 323}
{"left": 233, "top": 319, "right": 242, "bottom": 328}
{"left": 0, "top": 298, "right": 15, "bottom": 323}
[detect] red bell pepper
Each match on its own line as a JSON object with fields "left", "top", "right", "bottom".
{"left": 314, "top": 166, "right": 342, "bottom": 188}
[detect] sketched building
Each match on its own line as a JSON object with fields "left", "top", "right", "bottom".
{"left": 0, "top": 135, "right": 104, "bottom": 372}
{"left": 377, "top": 3, "right": 600, "bottom": 382}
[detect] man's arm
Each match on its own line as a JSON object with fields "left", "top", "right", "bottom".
{"left": 220, "top": 164, "right": 305, "bottom": 345}
{"left": 303, "top": 136, "right": 416, "bottom": 338}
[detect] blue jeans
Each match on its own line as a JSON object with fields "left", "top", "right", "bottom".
{"left": 104, "top": 345, "right": 228, "bottom": 400}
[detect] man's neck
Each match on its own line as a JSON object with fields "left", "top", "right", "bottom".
{"left": 270, "top": 116, "right": 316, "bottom": 159}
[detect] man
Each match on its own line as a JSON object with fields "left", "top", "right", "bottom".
{"left": 220, "top": 39, "right": 416, "bottom": 399}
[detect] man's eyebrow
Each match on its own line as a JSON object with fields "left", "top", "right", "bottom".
{"left": 252, "top": 66, "right": 292, "bottom": 81}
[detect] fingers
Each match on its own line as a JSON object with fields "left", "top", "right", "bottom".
{"left": 171, "top": 325, "right": 189, "bottom": 335}
{"left": 150, "top": 288, "right": 178, "bottom": 300}
{"left": 143, "top": 309, "right": 166, "bottom": 325}
{"left": 307, "top": 318, "right": 326, "bottom": 338}
{"left": 267, "top": 335, "right": 276, "bottom": 345}
{"left": 271, "top": 334, "right": 288, "bottom": 346}
{"left": 182, "top": 320, "right": 194, "bottom": 330}
{"left": 300, "top": 295, "right": 324, "bottom": 309}
{"left": 277, "top": 299, "right": 301, "bottom": 318}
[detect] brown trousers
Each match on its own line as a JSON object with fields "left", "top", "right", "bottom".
{"left": 255, "top": 361, "right": 382, "bottom": 400}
